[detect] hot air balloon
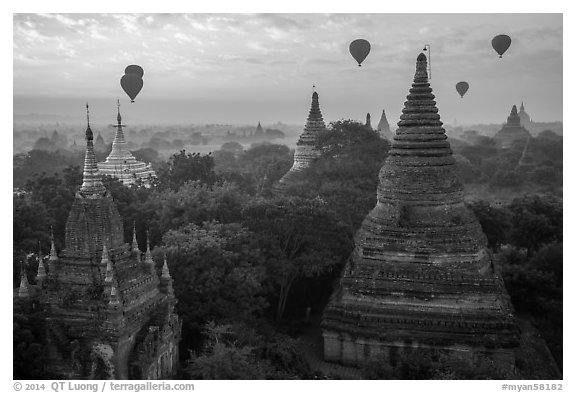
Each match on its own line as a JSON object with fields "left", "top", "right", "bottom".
{"left": 121, "top": 73, "right": 143, "bottom": 102}
{"left": 456, "top": 81, "right": 469, "bottom": 98}
{"left": 125, "top": 64, "right": 144, "bottom": 78}
{"left": 491, "top": 34, "right": 512, "bottom": 58}
{"left": 349, "top": 39, "right": 371, "bottom": 67}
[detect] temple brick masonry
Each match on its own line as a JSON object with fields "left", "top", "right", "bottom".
{"left": 493, "top": 105, "right": 531, "bottom": 149}
{"left": 274, "top": 90, "right": 327, "bottom": 194}
{"left": 98, "top": 102, "right": 156, "bottom": 187}
{"left": 16, "top": 105, "right": 181, "bottom": 379}
{"left": 322, "top": 53, "right": 519, "bottom": 368}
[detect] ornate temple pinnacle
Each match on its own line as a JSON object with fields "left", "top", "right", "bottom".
{"left": 117, "top": 99, "right": 122, "bottom": 123}
{"left": 132, "top": 222, "right": 139, "bottom": 253}
{"left": 85, "top": 103, "right": 93, "bottom": 141}
{"left": 101, "top": 244, "right": 110, "bottom": 265}
{"left": 105, "top": 256, "right": 114, "bottom": 283}
{"left": 19, "top": 262, "right": 30, "bottom": 298}
{"left": 49, "top": 231, "right": 58, "bottom": 262}
{"left": 145, "top": 230, "right": 154, "bottom": 264}
{"left": 80, "top": 104, "right": 106, "bottom": 196}
{"left": 161, "top": 254, "right": 171, "bottom": 279}
{"left": 36, "top": 242, "right": 47, "bottom": 282}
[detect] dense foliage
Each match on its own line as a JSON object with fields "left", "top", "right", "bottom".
{"left": 12, "top": 121, "right": 563, "bottom": 379}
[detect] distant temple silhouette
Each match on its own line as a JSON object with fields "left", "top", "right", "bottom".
{"left": 493, "top": 105, "right": 531, "bottom": 149}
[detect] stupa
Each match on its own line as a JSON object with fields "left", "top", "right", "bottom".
{"left": 517, "top": 102, "right": 532, "bottom": 129}
{"left": 98, "top": 101, "right": 156, "bottom": 187}
{"left": 365, "top": 113, "right": 372, "bottom": 130}
{"left": 377, "top": 109, "right": 394, "bottom": 140}
{"left": 274, "top": 90, "right": 327, "bottom": 194}
{"left": 493, "top": 105, "right": 531, "bottom": 149}
{"left": 322, "top": 53, "right": 519, "bottom": 368}
{"left": 19, "top": 105, "right": 182, "bottom": 379}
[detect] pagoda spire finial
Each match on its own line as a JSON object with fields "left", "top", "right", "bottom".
{"left": 80, "top": 103, "right": 106, "bottom": 195}
{"left": 117, "top": 99, "right": 121, "bottom": 123}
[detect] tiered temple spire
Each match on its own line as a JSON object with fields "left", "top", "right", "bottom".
{"left": 80, "top": 104, "right": 106, "bottom": 196}
{"left": 274, "top": 90, "right": 327, "bottom": 194}
{"left": 161, "top": 255, "right": 171, "bottom": 279}
{"left": 322, "top": 53, "right": 518, "bottom": 368}
{"left": 377, "top": 109, "right": 393, "bottom": 140}
{"left": 101, "top": 244, "right": 110, "bottom": 266}
{"left": 18, "top": 263, "right": 30, "bottom": 299}
{"left": 36, "top": 242, "right": 47, "bottom": 284}
{"left": 49, "top": 229, "right": 58, "bottom": 263}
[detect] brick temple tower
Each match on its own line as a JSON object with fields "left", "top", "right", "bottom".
{"left": 98, "top": 101, "right": 156, "bottom": 187}
{"left": 274, "top": 90, "right": 327, "bottom": 194}
{"left": 322, "top": 54, "right": 519, "bottom": 368}
{"left": 30, "top": 105, "right": 181, "bottom": 379}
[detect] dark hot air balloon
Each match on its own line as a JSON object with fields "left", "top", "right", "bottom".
{"left": 491, "top": 34, "right": 512, "bottom": 58}
{"left": 349, "top": 39, "right": 371, "bottom": 67}
{"left": 456, "top": 81, "right": 469, "bottom": 98}
{"left": 121, "top": 73, "right": 143, "bottom": 102}
{"left": 125, "top": 64, "right": 144, "bottom": 78}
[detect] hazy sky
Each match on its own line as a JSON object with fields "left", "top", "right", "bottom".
{"left": 13, "top": 13, "right": 562, "bottom": 126}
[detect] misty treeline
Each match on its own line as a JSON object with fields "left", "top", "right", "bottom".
{"left": 14, "top": 121, "right": 562, "bottom": 379}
